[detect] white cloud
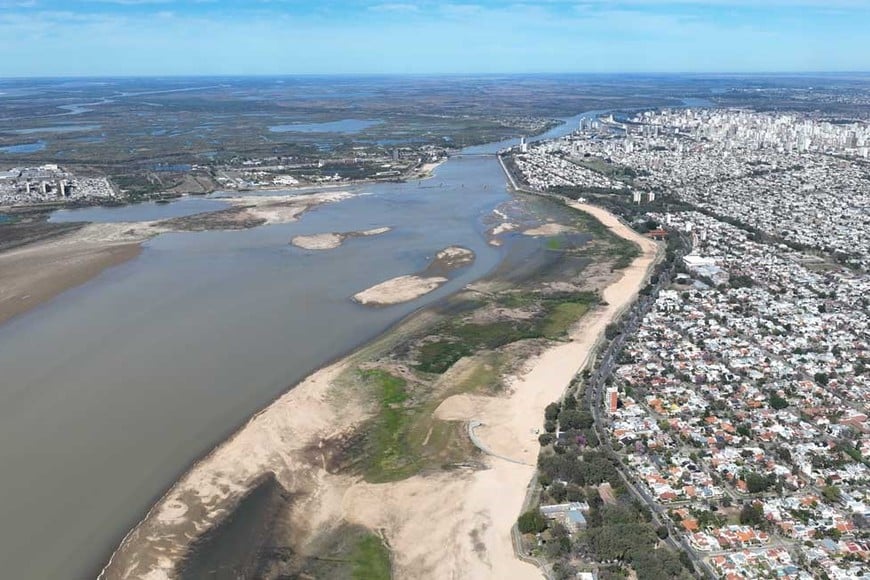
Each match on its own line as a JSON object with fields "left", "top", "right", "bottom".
{"left": 368, "top": 3, "right": 420, "bottom": 13}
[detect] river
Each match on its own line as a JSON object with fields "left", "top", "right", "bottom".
{"left": 0, "top": 112, "right": 598, "bottom": 579}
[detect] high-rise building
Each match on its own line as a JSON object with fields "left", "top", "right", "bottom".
{"left": 606, "top": 388, "right": 619, "bottom": 413}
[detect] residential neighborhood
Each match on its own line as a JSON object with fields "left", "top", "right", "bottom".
{"left": 513, "top": 109, "right": 869, "bottom": 580}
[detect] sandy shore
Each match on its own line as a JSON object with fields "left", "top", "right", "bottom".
{"left": 99, "top": 202, "right": 659, "bottom": 580}
{"left": 417, "top": 159, "right": 446, "bottom": 178}
{"left": 291, "top": 226, "right": 391, "bottom": 251}
{"left": 0, "top": 219, "right": 163, "bottom": 327}
{"left": 99, "top": 360, "right": 365, "bottom": 580}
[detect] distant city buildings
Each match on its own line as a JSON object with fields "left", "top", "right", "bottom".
{"left": 0, "top": 164, "right": 115, "bottom": 205}
{"left": 512, "top": 108, "right": 870, "bottom": 270}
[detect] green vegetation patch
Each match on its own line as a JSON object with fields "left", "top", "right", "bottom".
{"left": 416, "top": 292, "right": 598, "bottom": 375}
{"left": 541, "top": 302, "right": 590, "bottom": 338}
{"left": 358, "top": 369, "right": 417, "bottom": 482}
{"left": 292, "top": 525, "right": 392, "bottom": 580}
{"left": 572, "top": 156, "right": 638, "bottom": 182}
{"left": 351, "top": 534, "right": 392, "bottom": 580}
{"left": 356, "top": 367, "right": 479, "bottom": 483}
{"left": 415, "top": 340, "right": 474, "bottom": 374}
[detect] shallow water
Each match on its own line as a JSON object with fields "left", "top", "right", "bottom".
{"left": 0, "top": 140, "right": 46, "bottom": 153}
{"left": 50, "top": 197, "right": 230, "bottom": 223}
{"left": 268, "top": 118, "right": 380, "bottom": 133}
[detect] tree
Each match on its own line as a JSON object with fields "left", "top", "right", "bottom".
{"left": 822, "top": 485, "right": 841, "bottom": 503}
{"left": 656, "top": 525, "right": 669, "bottom": 539}
{"left": 739, "top": 503, "right": 764, "bottom": 526}
{"left": 517, "top": 510, "right": 547, "bottom": 534}
{"left": 744, "top": 472, "right": 773, "bottom": 494}
{"left": 539, "top": 433, "right": 555, "bottom": 446}
{"left": 550, "top": 483, "right": 568, "bottom": 503}
{"left": 559, "top": 409, "right": 593, "bottom": 430}
{"left": 566, "top": 484, "right": 586, "bottom": 503}
{"left": 814, "top": 372, "right": 830, "bottom": 386}
{"left": 545, "top": 402, "right": 561, "bottom": 421}
{"left": 769, "top": 393, "right": 789, "bottom": 410}
{"left": 679, "top": 550, "right": 695, "bottom": 573}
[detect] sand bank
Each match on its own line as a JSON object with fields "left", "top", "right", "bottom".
{"left": 522, "top": 222, "right": 573, "bottom": 237}
{"left": 231, "top": 191, "right": 355, "bottom": 225}
{"left": 491, "top": 222, "right": 518, "bottom": 236}
{"left": 0, "top": 236, "right": 141, "bottom": 326}
{"left": 352, "top": 246, "right": 474, "bottom": 306}
{"left": 291, "top": 226, "right": 391, "bottom": 251}
{"left": 353, "top": 275, "right": 448, "bottom": 306}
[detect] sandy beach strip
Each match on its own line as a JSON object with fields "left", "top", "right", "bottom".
{"left": 417, "top": 158, "right": 446, "bottom": 178}
{"left": 403, "top": 200, "right": 661, "bottom": 579}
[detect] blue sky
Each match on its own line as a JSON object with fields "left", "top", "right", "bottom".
{"left": 0, "top": 0, "right": 868, "bottom": 76}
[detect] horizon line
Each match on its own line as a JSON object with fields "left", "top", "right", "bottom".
{"left": 2, "top": 71, "right": 870, "bottom": 81}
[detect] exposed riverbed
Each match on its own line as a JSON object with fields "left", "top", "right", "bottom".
{"left": 0, "top": 113, "right": 594, "bottom": 579}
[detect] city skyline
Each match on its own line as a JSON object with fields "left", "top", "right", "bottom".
{"left": 0, "top": 0, "right": 869, "bottom": 77}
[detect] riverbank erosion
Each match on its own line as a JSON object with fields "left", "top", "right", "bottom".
{"left": 99, "top": 194, "right": 659, "bottom": 580}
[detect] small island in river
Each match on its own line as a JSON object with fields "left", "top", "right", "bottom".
{"left": 291, "top": 226, "right": 391, "bottom": 250}
{"left": 352, "top": 246, "right": 475, "bottom": 306}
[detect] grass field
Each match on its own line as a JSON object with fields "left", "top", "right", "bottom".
{"left": 351, "top": 534, "right": 392, "bottom": 580}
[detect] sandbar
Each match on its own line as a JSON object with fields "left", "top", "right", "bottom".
{"left": 291, "top": 227, "right": 391, "bottom": 250}
{"left": 522, "top": 222, "right": 572, "bottom": 237}
{"left": 352, "top": 275, "right": 448, "bottom": 306}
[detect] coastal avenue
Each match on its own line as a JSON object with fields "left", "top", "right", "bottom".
{"left": 0, "top": 114, "right": 589, "bottom": 579}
